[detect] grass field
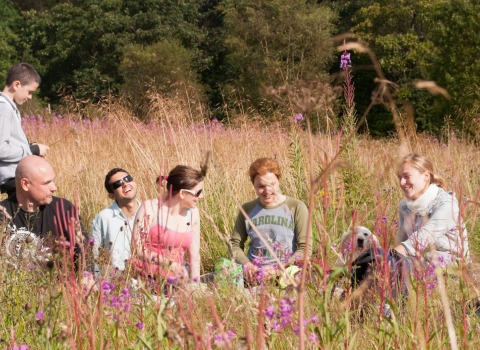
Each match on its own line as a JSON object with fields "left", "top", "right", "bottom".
{"left": 1, "top": 98, "right": 480, "bottom": 349}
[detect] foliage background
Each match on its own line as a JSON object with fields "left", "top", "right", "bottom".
{"left": 2, "top": 0, "right": 479, "bottom": 135}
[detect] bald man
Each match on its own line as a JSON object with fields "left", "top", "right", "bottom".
{"left": 0, "top": 155, "right": 86, "bottom": 267}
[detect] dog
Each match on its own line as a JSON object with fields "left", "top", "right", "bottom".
{"left": 336, "top": 226, "right": 378, "bottom": 267}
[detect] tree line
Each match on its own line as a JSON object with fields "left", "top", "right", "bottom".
{"left": 1, "top": 0, "right": 479, "bottom": 136}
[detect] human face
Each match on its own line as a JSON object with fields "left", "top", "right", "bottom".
{"left": 26, "top": 164, "right": 57, "bottom": 209}
{"left": 398, "top": 162, "right": 430, "bottom": 200}
{"left": 109, "top": 171, "right": 137, "bottom": 203}
{"left": 181, "top": 181, "right": 204, "bottom": 209}
{"left": 253, "top": 172, "right": 281, "bottom": 206}
{"left": 12, "top": 81, "right": 39, "bottom": 105}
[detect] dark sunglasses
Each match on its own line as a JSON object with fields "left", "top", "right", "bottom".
{"left": 110, "top": 175, "right": 133, "bottom": 190}
{"left": 183, "top": 188, "right": 203, "bottom": 197}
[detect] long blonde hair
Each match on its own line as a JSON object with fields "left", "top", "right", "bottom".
{"left": 400, "top": 153, "right": 447, "bottom": 190}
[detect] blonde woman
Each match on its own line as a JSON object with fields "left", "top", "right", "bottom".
{"left": 394, "top": 153, "right": 469, "bottom": 264}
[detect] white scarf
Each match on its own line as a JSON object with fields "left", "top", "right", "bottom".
{"left": 405, "top": 184, "right": 439, "bottom": 216}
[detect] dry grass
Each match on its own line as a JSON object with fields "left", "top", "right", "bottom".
{"left": 1, "top": 97, "right": 480, "bottom": 349}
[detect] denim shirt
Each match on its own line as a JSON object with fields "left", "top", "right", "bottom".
{"left": 90, "top": 200, "right": 141, "bottom": 271}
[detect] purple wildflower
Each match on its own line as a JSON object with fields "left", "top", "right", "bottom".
{"left": 272, "top": 320, "right": 281, "bottom": 332}
{"left": 340, "top": 52, "right": 351, "bottom": 69}
{"left": 272, "top": 241, "right": 279, "bottom": 251}
{"left": 252, "top": 257, "right": 262, "bottom": 267}
{"left": 277, "top": 298, "right": 294, "bottom": 327}
{"left": 226, "top": 330, "right": 236, "bottom": 338}
{"left": 265, "top": 305, "right": 275, "bottom": 319}
{"left": 256, "top": 267, "right": 265, "bottom": 284}
{"left": 213, "top": 334, "right": 224, "bottom": 346}
{"left": 110, "top": 296, "right": 119, "bottom": 308}
{"left": 438, "top": 255, "right": 445, "bottom": 265}
{"left": 342, "top": 241, "right": 353, "bottom": 255}
{"left": 121, "top": 288, "right": 131, "bottom": 298}
{"left": 136, "top": 321, "right": 144, "bottom": 330}
{"left": 13, "top": 346, "right": 29, "bottom": 350}
{"left": 35, "top": 310, "right": 44, "bottom": 321}
{"left": 101, "top": 281, "right": 114, "bottom": 295}
{"left": 123, "top": 302, "right": 131, "bottom": 313}
{"left": 213, "top": 330, "right": 235, "bottom": 347}
{"left": 426, "top": 280, "right": 437, "bottom": 290}
{"left": 283, "top": 250, "right": 293, "bottom": 264}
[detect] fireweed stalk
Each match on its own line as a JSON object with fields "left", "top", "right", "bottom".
{"left": 341, "top": 40, "right": 357, "bottom": 135}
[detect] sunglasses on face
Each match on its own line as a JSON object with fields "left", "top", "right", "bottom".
{"left": 110, "top": 175, "right": 133, "bottom": 190}
{"left": 182, "top": 188, "right": 203, "bottom": 197}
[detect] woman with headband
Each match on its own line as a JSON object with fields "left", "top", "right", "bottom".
{"left": 132, "top": 165, "right": 205, "bottom": 284}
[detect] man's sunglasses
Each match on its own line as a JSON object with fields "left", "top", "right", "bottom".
{"left": 183, "top": 189, "right": 203, "bottom": 197}
{"left": 110, "top": 175, "right": 133, "bottom": 190}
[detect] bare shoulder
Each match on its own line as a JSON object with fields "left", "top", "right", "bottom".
{"left": 191, "top": 207, "right": 201, "bottom": 223}
{"left": 139, "top": 199, "right": 159, "bottom": 221}
{"left": 142, "top": 198, "right": 158, "bottom": 211}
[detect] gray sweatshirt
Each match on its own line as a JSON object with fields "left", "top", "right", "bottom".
{"left": 0, "top": 93, "right": 37, "bottom": 184}
{"left": 397, "top": 186, "right": 470, "bottom": 264}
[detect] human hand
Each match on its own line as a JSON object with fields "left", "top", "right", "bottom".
{"left": 262, "top": 265, "right": 278, "bottom": 281}
{"left": 36, "top": 143, "right": 50, "bottom": 157}
{"left": 243, "top": 262, "right": 258, "bottom": 284}
{"left": 171, "top": 262, "right": 188, "bottom": 279}
{"left": 393, "top": 244, "right": 407, "bottom": 257}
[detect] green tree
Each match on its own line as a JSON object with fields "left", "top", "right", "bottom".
{"left": 0, "top": 0, "right": 22, "bottom": 84}
{"left": 332, "top": 0, "right": 480, "bottom": 135}
{"left": 119, "top": 39, "right": 203, "bottom": 117}
{"left": 334, "top": 0, "right": 442, "bottom": 134}
{"left": 21, "top": 0, "right": 203, "bottom": 107}
{"left": 221, "top": 0, "right": 337, "bottom": 111}
{"left": 424, "top": 0, "right": 480, "bottom": 121}
{"left": 11, "top": 0, "right": 80, "bottom": 11}
{"left": 195, "top": 0, "right": 233, "bottom": 118}
{"left": 22, "top": 1, "right": 129, "bottom": 104}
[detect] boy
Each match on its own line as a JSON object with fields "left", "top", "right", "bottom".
{"left": 0, "top": 63, "right": 49, "bottom": 196}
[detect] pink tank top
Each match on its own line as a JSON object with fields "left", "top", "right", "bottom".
{"left": 133, "top": 213, "right": 194, "bottom": 277}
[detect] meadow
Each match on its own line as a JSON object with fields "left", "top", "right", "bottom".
{"left": 1, "top": 94, "right": 480, "bottom": 349}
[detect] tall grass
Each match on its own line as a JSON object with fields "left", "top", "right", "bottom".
{"left": 1, "top": 96, "right": 479, "bottom": 348}
{"left": 2, "top": 72, "right": 480, "bottom": 348}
